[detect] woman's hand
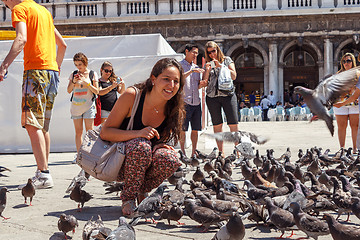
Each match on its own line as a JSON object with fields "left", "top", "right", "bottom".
{"left": 212, "top": 59, "right": 221, "bottom": 68}
{"left": 152, "top": 143, "right": 175, "bottom": 153}
{"left": 205, "top": 62, "right": 212, "bottom": 71}
{"left": 138, "top": 126, "right": 160, "bottom": 140}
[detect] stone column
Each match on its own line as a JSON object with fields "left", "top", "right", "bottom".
{"left": 324, "top": 38, "right": 333, "bottom": 77}
{"left": 268, "top": 41, "right": 279, "bottom": 100}
{"left": 278, "top": 62, "right": 284, "bottom": 104}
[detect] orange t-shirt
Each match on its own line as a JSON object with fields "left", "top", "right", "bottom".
{"left": 12, "top": 0, "right": 58, "bottom": 71}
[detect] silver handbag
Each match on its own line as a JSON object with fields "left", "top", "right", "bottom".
{"left": 76, "top": 87, "right": 141, "bottom": 182}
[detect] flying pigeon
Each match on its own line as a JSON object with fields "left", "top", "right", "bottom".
{"left": 0, "top": 187, "right": 10, "bottom": 220}
{"left": 66, "top": 169, "right": 90, "bottom": 194}
{"left": 106, "top": 217, "right": 136, "bottom": 240}
{"left": 58, "top": 213, "right": 79, "bottom": 239}
{"left": 294, "top": 66, "right": 360, "bottom": 136}
{"left": 205, "top": 131, "right": 268, "bottom": 145}
{"left": 21, "top": 178, "right": 35, "bottom": 206}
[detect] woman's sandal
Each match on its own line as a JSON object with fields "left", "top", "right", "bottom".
{"left": 121, "top": 200, "right": 136, "bottom": 217}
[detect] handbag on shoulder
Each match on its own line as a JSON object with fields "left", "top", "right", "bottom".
{"left": 218, "top": 64, "right": 234, "bottom": 92}
{"left": 76, "top": 86, "right": 141, "bottom": 182}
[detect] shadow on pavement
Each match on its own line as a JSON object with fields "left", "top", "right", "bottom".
{"left": 46, "top": 205, "right": 122, "bottom": 222}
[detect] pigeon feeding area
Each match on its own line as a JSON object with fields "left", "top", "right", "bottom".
{"left": 1, "top": 120, "right": 360, "bottom": 240}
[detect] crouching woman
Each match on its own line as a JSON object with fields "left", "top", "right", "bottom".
{"left": 100, "top": 58, "right": 185, "bottom": 216}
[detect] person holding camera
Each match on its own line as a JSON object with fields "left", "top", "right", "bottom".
{"left": 98, "top": 61, "right": 126, "bottom": 124}
{"left": 67, "top": 52, "right": 99, "bottom": 155}
{"left": 202, "top": 41, "right": 238, "bottom": 156}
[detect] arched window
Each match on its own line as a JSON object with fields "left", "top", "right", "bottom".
{"left": 235, "top": 52, "right": 263, "bottom": 68}
{"left": 284, "top": 51, "right": 315, "bottom": 67}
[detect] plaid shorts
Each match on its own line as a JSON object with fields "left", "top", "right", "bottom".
{"left": 21, "top": 69, "right": 59, "bottom": 132}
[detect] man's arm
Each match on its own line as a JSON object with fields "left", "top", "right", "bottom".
{"left": 54, "top": 28, "right": 67, "bottom": 71}
{"left": 0, "top": 22, "right": 27, "bottom": 81}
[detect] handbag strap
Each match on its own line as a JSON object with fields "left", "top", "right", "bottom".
{"left": 126, "top": 86, "right": 141, "bottom": 130}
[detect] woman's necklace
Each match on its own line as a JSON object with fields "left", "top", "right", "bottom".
{"left": 153, "top": 107, "right": 159, "bottom": 114}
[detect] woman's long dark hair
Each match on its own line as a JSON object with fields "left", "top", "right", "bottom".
{"left": 134, "top": 58, "right": 185, "bottom": 145}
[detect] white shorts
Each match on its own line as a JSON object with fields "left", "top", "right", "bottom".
{"left": 333, "top": 105, "right": 359, "bottom": 115}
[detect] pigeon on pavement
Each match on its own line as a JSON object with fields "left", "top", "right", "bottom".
{"left": 294, "top": 66, "right": 360, "bottom": 136}
{"left": 106, "top": 217, "right": 136, "bottom": 240}
{"left": 70, "top": 181, "right": 93, "bottom": 211}
{"left": 0, "top": 187, "right": 10, "bottom": 220}
{"left": 83, "top": 215, "right": 111, "bottom": 240}
{"left": 289, "top": 202, "right": 329, "bottom": 239}
{"left": 58, "top": 213, "right": 79, "bottom": 239}
{"left": 21, "top": 178, "right": 35, "bottom": 206}
{"left": 211, "top": 212, "right": 245, "bottom": 240}
{"left": 323, "top": 213, "right": 360, "bottom": 240}
{"left": 129, "top": 183, "right": 168, "bottom": 225}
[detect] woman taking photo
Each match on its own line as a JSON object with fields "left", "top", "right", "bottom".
{"left": 98, "top": 61, "right": 126, "bottom": 124}
{"left": 333, "top": 53, "right": 358, "bottom": 154}
{"left": 67, "top": 52, "right": 99, "bottom": 155}
{"left": 202, "top": 41, "right": 238, "bottom": 155}
{"left": 100, "top": 58, "right": 184, "bottom": 217}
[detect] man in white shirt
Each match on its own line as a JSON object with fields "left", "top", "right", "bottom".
{"left": 267, "top": 90, "right": 276, "bottom": 108}
{"left": 260, "top": 96, "right": 271, "bottom": 121}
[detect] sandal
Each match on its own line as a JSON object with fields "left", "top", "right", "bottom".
{"left": 121, "top": 200, "right": 136, "bottom": 217}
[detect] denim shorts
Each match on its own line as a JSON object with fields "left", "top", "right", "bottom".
{"left": 182, "top": 104, "right": 202, "bottom": 131}
{"left": 21, "top": 69, "right": 59, "bottom": 132}
{"left": 101, "top": 109, "right": 111, "bottom": 118}
{"left": 71, "top": 104, "right": 96, "bottom": 119}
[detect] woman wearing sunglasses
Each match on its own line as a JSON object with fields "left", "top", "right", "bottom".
{"left": 333, "top": 53, "right": 358, "bottom": 154}
{"left": 98, "top": 61, "right": 126, "bottom": 124}
{"left": 202, "top": 41, "right": 238, "bottom": 156}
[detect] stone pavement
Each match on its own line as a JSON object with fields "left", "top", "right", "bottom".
{"left": 0, "top": 121, "right": 358, "bottom": 240}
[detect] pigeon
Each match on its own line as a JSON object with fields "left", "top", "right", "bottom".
{"left": 106, "top": 217, "right": 136, "bottom": 240}
{"left": 195, "top": 149, "right": 208, "bottom": 161}
{"left": 66, "top": 169, "right": 90, "bottom": 194}
{"left": 190, "top": 154, "right": 201, "bottom": 168}
{"left": 58, "top": 213, "right": 79, "bottom": 240}
{"left": 22, "top": 178, "right": 35, "bottom": 206}
{"left": 129, "top": 183, "right": 168, "bottom": 225}
{"left": 205, "top": 131, "right": 268, "bottom": 145}
{"left": 211, "top": 212, "right": 245, "bottom": 240}
{"left": 264, "top": 197, "right": 295, "bottom": 238}
{"left": 104, "top": 182, "right": 125, "bottom": 195}
{"left": 294, "top": 66, "right": 360, "bottom": 136}
{"left": 162, "top": 189, "right": 185, "bottom": 206}
{"left": 70, "top": 181, "right": 93, "bottom": 211}
{"left": 166, "top": 203, "right": 184, "bottom": 225}
{"left": 184, "top": 198, "right": 227, "bottom": 232}
{"left": 323, "top": 213, "right": 360, "bottom": 240}
{"left": 0, "top": 166, "right": 11, "bottom": 177}
{"left": 289, "top": 202, "right": 329, "bottom": 240}
{"left": 193, "top": 166, "right": 205, "bottom": 182}
{"left": 178, "top": 150, "right": 191, "bottom": 167}
{"left": 207, "top": 147, "right": 219, "bottom": 161}
{"left": 351, "top": 197, "right": 360, "bottom": 220}
{"left": 0, "top": 187, "right": 10, "bottom": 220}
{"left": 82, "top": 215, "right": 111, "bottom": 240}
{"left": 195, "top": 192, "right": 238, "bottom": 216}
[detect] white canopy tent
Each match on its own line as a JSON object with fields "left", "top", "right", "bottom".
{"left": 0, "top": 34, "right": 184, "bottom": 153}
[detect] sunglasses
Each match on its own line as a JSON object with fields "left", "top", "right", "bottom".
{"left": 103, "top": 69, "right": 112, "bottom": 73}
{"left": 343, "top": 59, "right": 352, "bottom": 64}
{"left": 207, "top": 49, "right": 217, "bottom": 55}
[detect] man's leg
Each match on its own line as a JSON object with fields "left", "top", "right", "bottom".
{"left": 180, "top": 131, "right": 186, "bottom": 154}
{"left": 190, "top": 130, "right": 198, "bottom": 156}
{"left": 44, "top": 130, "right": 50, "bottom": 163}
{"left": 25, "top": 125, "right": 48, "bottom": 171}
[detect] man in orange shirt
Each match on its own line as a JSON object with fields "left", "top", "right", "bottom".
{"left": 0, "top": 0, "right": 67, "bottom": 189}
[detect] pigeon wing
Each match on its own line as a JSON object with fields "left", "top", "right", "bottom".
{"left": 314, "top": 66, "right": 360, "bottom": 106}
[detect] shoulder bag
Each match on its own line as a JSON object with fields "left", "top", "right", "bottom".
{"left": 76, "top": 86, "right": 141, "bottom": 182}
{"left": 218, "top": 64, "right": 234, "bottom": 92}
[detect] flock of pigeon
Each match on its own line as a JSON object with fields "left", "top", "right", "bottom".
{"left": 3, "top": 131, "right": 360, "bottom": 239}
